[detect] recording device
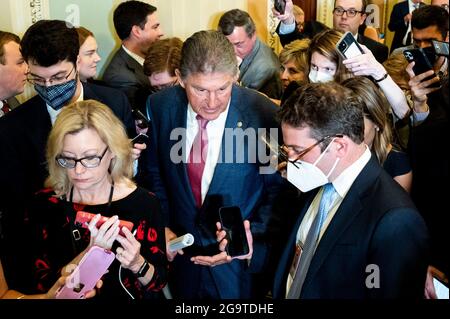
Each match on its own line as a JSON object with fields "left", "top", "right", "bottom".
{"left": 403, "top": 48, "right": 441, "bottom": 88}
{"left": 168, "top": 233, "right": 195, "bottom": 252}
{"left": 75, "top": 211, "right": 134, "bottom": 236}
{"left": 55, "top": 246, "right": 115, "bottom": 299}
{"left": 218, "top": 206, "right": 249, "bottom": 257}
{"left": 274, "top": 0, "right": 286, "bottom": 14}
{"left": 133, "top": 109, "right": 149, "bottom": 130}
{"left": 432, "top": 40, "right": 449, "bottom": 57}
{"left": 336, "top": 31, "right": 365, "bottom": 59}
{"left": 131, "top": 133, "right": 149, "bottom": 145}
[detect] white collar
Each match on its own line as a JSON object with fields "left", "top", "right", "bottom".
{"left": 122, "top": 45, "right": 145, "bottom": 66}
{"left": 331, "top": 145, "right": 372, "bottom": 198}
{"left": 186, "top": 100, "right": 231, "bottom": 127}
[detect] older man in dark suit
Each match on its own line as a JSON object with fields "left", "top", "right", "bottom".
{"left": 103, "top": 1, "right": 163, "bottom": 111}
{"left": 0, "top": 31, "right": 27, "bottom": 117}
{"left": 146, "top": 30, "right": 285, "bottom": 299}
{"left": 0, "top": 20, "right": 136, "bottom": 292}
{"left": 272, "top": 82, "right": 428, "bottom": 299}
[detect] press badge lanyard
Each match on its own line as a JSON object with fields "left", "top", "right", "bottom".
{"left": 66, "top": 182, "right": 115, "bottom": 252}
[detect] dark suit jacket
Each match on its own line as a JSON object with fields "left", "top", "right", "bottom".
{"left": 388, "top": 1, "right": 410, "bottom": 53}
{"left": 358, "top": 34, "right": 389, "bottom": 64}
{"left": 273, "top": 155, "right": 429, "bottom": 299}
{"left": 145, "top": 85, "right": 285, "bottom": 298}
{"left": 103, "top": 46, "right": 150, "bottom": 111}
{"left": 0, "top": 83, "right": 134, "bottom": 291}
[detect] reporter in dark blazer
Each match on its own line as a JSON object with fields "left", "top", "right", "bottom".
{"left": 0, "top": 20, "right": 135, "bottom": 292}
{"left": 103, "top": 46, "right": 150, "bottom": 110}
{"left": 102, "top": 1, "right": 163, "bottom": 111}
{"left": 273, "top": 82, "right": 428, "bottom": 299}
{"left": 145, "top": 31, "right": 284, "bottom": 299}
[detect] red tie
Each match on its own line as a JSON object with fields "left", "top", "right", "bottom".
{"left": 1, "top": 100, "right": 11, "bottom": 115}
{"left": 187, "top": 115, "right": 209, "bottom": 208}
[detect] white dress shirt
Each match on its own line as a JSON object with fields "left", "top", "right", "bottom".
{"left": 286, "top": 145, "right": 372, "bottom": 294}
{"left": 122, "top": 45, "right": 145, "bottom": 66}
{"left": 185, "top": 102, "right": 231, "bottom": 203}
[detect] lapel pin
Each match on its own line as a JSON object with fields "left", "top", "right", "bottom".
{"left": 237, "top": 121, "right": 243, "bottom": 128}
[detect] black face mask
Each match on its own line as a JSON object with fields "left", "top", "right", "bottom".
{"left": 422, "top": 46, "right": 437, "bottom": 66}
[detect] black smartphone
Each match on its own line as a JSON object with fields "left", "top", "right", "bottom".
{"left": 131, "top": 133, "right": 149, "bottom": 145}
{"left": 274, "top": 0, "right": 286, "bottom": 14}
{"left": 336, "top": 31, "right": 365, "bottom": 59}
{"left": 133, "top": 109, "right": 149, "bottom": 129}
{"left": 432, "top": 40, "right": 449, "bottom": 57}
{"left": 218, "top": 206, "right": 249, "bottom": 257}
{"left": 403, "top": 48, "right": 440, "bottom": 87}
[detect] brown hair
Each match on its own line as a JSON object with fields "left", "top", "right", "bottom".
{"left": 278, "top": 82, "right": 365, "bottom": 146}
{"left": 75, "top": 26, "right": 94, "bottom": 47}
{"left": 383, "top": 52, "right": 410, "bottom": 91}
{"left": 309, "top": 29, "right": 352, "bottom": 83}
{"left": 143, "top": 37, "right": 183, "bottom": 76}
{"left": 341, "top": 76, "right": 393, "bottom": 164}
{"left": 0, "top": 31, "right": 20, "bottom": 64}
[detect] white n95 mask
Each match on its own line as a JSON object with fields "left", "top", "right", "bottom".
{"left": 287, "top": 139, "right": 340, "bottom": 192}
{"left": 308, "top": 69, "right": 335, "bottom": 83}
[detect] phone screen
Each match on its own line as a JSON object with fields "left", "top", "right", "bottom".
{"left": 433, "top": 278, "right": 449, "bottom": 299}
{"left": 219, "top": 206, "right": 249, "bottom": 257}
{"left": 337, "top": 32, "right": 364, "bottom": 59}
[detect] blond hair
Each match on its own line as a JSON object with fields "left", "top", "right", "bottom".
{"left": 279, "top": 39, "right": 311, "bottom": 75}
{"left": 45, "top": 100, "right": 135, "bottom": 195}
{"left": 383, "top": 52, "right": 410, "bottom": 91}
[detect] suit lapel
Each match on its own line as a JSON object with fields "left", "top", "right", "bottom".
{"left": 205, "top": 85, "right": 250, "bottom": 196}
{"left": 301, "top": 155, "right": 382, "bottom": 293}
{"left": 169, "top": 89, "right": 194, "bottom": 204}
{"left": 118, "top": 47, "right": 149, "bottom": 86}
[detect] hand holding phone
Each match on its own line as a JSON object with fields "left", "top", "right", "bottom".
{"left": 218, "top": 206, "right": 250, "bottom": 257}
{"left": 131, "top": 133, "right": 149, "bottom": 145}
{"left": 133, "top": 109, "right": 149, "bottom": 129}
{"left": 75, "top": 211, "right": 134, "bottom": 236}
{"left": 403, "top": 48, "right": 440, "bottom": 88}
{"left": 336, "top": 31, "right": 365, "bottom": 59}
{"left": 274, "top": 0, "right": 286, "bottom": 14}
{"left": 55, "top": 246, "right": 115, "bottom": 299}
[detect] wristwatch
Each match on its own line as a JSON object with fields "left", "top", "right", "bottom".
{"left": 136, "top": 259, "right": 150, "bottom": 278}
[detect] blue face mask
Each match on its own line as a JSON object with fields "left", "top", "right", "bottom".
{"left": 34, "top": 78, "right": 78, "bottom": 111}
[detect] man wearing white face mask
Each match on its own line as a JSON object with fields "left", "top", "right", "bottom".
{"left": 272, "top": 82, "right": 429, "bottom": 299}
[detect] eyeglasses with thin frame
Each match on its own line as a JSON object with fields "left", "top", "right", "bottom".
{"left": 56, "top": 147, "right": 109, "bottom": 169}
{"left": 27, "top": 66, "right": 76, "bottom": 86}
{"left": 333, "top": 7, "right": 365, "bottom": 17}
{"left": 269, "top": 134, "right": 343, "bottom": 169}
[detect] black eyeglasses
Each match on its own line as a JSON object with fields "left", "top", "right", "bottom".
{"left": 333, "top": 7, "right": 365, "bottom": 17}
{"left": 56, "top": 147, "right": 109, "bottom": 169}
{"left": 281, "top": 134, "right": 343, "bottom": 168}
{"left": 27, "top": 66, "right": 76, "bottom": 86}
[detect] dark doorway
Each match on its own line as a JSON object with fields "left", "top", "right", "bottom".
{"left": 294, "top": 0, "right": 317, "bottom": 23}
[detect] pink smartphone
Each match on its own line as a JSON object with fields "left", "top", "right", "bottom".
{"left": 55, "top": 246, "right": 115, "bottom": 299}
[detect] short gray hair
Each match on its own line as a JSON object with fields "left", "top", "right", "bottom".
{"left": 179, "top": 30, "right": 238, "bottom": 79}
